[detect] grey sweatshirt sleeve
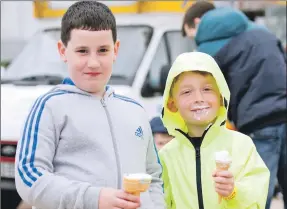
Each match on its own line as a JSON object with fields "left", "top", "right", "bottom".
{"left": 145, "top": 126, "right": 166, "bottom": 209}
{"left": 15, "top": 99, "right": 102, "bottom": 209}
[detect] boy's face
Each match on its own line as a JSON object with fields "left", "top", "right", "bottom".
{"left": 58, "top": 29, "right": 120, "bottom": 96}
{"left": 154, "top": 133, "right": 173, "bottom": 150}
{"left": 184, "top": 17, "right": 201, "bottom": 39}
{"left": 184, "top": 24, "right": 197, "bottom": 39}
{"left": 168, "top": 72, "right": 221, "bottom": 127}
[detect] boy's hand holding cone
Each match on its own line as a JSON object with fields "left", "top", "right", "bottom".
{"left": 213, "top": 151, "right": 235, "bottom": 203}
{"left": 99, "top": 173, "right": 152, "bottom": 209}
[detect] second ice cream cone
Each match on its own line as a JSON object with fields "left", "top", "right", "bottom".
{"left": 216, "top": 162, "right": 231, "bottom": 171}
{"left": 129, "top": 191, "right": 141, "bottom": 197}
{"left": 123, "top": 173, "right": 152, "bottom": 197}
{"left": 216, "top": 161, "right": 231, "bottom": 203}
{"left": 215, "top": 151, "right": 232, "bottom": 204}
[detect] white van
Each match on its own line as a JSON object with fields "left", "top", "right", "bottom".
{"left": 0, "top": 13, "right": 196, "bottom": 201}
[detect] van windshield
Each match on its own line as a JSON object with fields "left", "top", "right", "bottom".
{"left": 4, "top": 26, "right": 153, "bottom": 85}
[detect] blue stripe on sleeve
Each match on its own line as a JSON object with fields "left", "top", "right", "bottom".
{"left": 18, "top": 91, "right": 66, "bottom": 187}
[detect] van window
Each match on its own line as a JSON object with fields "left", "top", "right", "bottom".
{"left": 142, "top": 31, "right": 196, "bottom": 97}
{"left": 148, "top": 35, "right": 169, "bottom": 90}
{"left": 166, "top": 31, "right": 196, "bottom": 62}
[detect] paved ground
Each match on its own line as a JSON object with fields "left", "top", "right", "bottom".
{"left": 16, "top": 197, "right": 285, "bottom": 209}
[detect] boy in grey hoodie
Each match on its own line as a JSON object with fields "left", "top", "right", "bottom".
{"left": 15, "top": 1, "right": 165, "bottom": 209}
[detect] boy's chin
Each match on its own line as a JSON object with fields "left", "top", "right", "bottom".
{"left": 79, "top": 85, "right": 106, "bottom": 96}
{"left": 76, "top": 80, "right": 107, "bottom": 92}
{"left": 189, "top": 117, "right": 215, "bottom": 127}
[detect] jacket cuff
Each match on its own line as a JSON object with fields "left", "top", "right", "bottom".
{"left": 223, "top": 187, "right": 237, "bottom": 201}
{"left": 223, "top": 187, "right": 256, "bottom": 208}
{"left": 84, "top": 186, "right": 103, "bottom": 209}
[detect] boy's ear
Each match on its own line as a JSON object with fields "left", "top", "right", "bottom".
{"left": 220, "top": 95, "right": 223, "bottom": 106}
{"left": 194, "top": 17, "right": 201, "bottom": 25}
{"left": 184, "top": 23, "right": 190, "bottom": 32}
{"left": 57, "top": 40, "right": 67, "bottom": 63}
{"left": 167, "top": 98, "right": 178, "bottom": 113}
{"left": 113, "top": 40, "right": 120, "bottom": 62}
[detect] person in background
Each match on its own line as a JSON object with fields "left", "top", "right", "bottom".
{"left": 181, "top": 2, "right": 286, "bottom": 209}
{"left": 150, "top": 116, "right": 173, "bottom": 150}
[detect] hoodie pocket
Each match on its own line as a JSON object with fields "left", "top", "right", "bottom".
{"left": 92, "top": 179, "right": 107, "bottom": 187}
{"left": 139, "top": 191, "right": 154, "bottom": 209}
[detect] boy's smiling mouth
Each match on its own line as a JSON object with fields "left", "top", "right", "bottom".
{"left": 191, "top": 108, "right": 210, "bottom": 116}
{"left": 190, "top": 105, "right": 211, "bottom": 120}
{"left": 190, "top": 106, "right": 210, "bottom": 112}
{"left": 84, "top": 72, "right": 101, "bottom": 76}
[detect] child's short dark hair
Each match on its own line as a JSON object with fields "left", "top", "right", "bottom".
{"left": 182, "top": 1, "right": 215, "bottom": 36}
{"left": 169, "top": 71, "right": 212, "bottom": 97}
{"left": 61, "top": 1, "right": 117, "bottom": 46}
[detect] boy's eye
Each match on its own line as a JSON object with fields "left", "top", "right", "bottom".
{"left": 99, "top": 48, "right": 109, "bottom": 53}
{"left": 181, "top": 90, "right": 191, "bottom": 95}
{"left": 203, "top": 87, "right": 213, "bottom": 91}
{"left": 77, "top": 49, "right": 88, "bottom": 54}
{"left": 203, "top": 88, "right": 211, "bottom": 91}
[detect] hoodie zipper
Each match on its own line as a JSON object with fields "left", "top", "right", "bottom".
{"left": 101, "top": 98, "right": 122, "bottom": 189}
{"left": 195, "top": 146, "right": 204, "bottom": 209}
{"left": 194, "top": 128, "right": 210, "bottom": 209}
{"left": 176, "top": 127, "right": 211, "bottom": 209}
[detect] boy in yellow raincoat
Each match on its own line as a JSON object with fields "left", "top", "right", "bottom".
{"left": 159, "top": 52, "right": 270, "bottom": 209}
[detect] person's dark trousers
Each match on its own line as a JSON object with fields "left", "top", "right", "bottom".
{"left": 248, "top": 123, "right": 286, "bottom": 209}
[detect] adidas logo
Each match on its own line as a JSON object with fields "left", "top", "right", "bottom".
{"left": 135, "top": 126, "right": 143, "bottom": 139}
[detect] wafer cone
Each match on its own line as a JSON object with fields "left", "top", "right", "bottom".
{"left": 123, "top": 175, "right": 151, "bottom": 197}
{"left": 216, "top": 161, "right": 231, "bottom": 203}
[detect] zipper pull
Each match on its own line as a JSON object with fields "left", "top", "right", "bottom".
{"left": 101, "top": 98, "right": 106, "bottom": 107}
{"left": 195, "top": 147, "right": 200, "bottom": 158}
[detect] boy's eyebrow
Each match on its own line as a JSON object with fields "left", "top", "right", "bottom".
{"left": 203, "top": 83, "right": 214, "bottom": 87}
{"left": 179, "top": 82, "right": 215, "bottom": 88}
{"left": 99, "top": 45, "right": 111, "bottom": 48}
{"left": 74, "top": 45, "right": 89, "bottom": 49}
{"left": 179, "top": 84, "right": 194, "bottom": 89}
{"left": 74, "top": 45, "right": 111, "bottom": 49}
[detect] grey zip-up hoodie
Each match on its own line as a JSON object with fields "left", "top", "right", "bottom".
{"left": 15, "top": 78, "right": 165, "bottom": 209}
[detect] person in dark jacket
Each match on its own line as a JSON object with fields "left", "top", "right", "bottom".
{"left": 182, "top": 2, "right": 286, "bottom": 209}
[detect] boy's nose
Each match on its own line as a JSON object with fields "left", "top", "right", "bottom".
{"left": 194, "top": 90, "right": 204, "bottom": 102}
{"left": 87, "top": 56, "right": 100, "bottom": 69}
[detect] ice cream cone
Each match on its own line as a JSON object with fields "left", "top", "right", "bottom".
{"left": 123, "top": 173, "right": 152, "bottom": 197}
{"left": 215, "top": 151, "right": 232, "bottom": 204}
{"left": 216, "top": 161, "right": 231, "bottom": 171}
{"left": 216, "top": 161, "right": 231, "bottom": 203}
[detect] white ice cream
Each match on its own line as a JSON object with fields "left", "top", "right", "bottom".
{"left": 215, "top": 150, "right": 231, "bottom": 163}
{"left": 124, "top": 173, "right": 152, "bottom": 181}
{"left": 190, "top": 104, "right": 210, "bottom": 120}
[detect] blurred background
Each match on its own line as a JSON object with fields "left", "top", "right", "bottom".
{"left": 1, "top": 1, "right": 286, "bottom": 209}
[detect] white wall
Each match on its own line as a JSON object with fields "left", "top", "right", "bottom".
{"left": 0, "top": 1, "right": 137, "bottom": 61}
{"left": 1, "top": 2, "right": 35, "bottom": 60}
{"left": 1, "top": 1, "right": 61, "bottom": 61}
{"left": 1, "top": 2, "right": 20, "bottom": 40}
{"left": 1, "top": 1, "right": 139, "bottom": 42}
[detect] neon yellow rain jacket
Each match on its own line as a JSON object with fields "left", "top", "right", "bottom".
{"left": 159, "top": 52, "right": 270, "bottom": 209}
